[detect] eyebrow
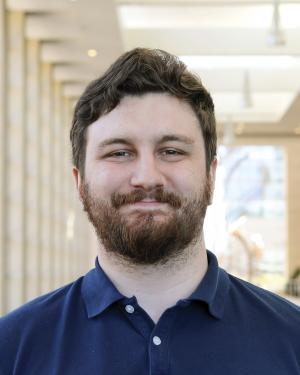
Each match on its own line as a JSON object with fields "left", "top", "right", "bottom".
{"left": 158, "top": 135, "right": 195, "bottom": 145}
{"left": 97, "top": 134, "right": 195, "bottom": 149}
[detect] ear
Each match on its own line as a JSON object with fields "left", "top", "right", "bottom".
{"left": 208, "top": 156, "right": 218, "bottom": 204}
{"left": 72, "top": 167, "right": 83, "bottom": 201}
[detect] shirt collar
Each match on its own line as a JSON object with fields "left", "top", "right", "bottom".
{"left": 81, "top": 250, "right": 230, "bottom": 320}
{"left": 81, "top": 258, "right": 125, "bottom": 318}
{"left": 186, "top": 250, "right": 230, "bottom": 320}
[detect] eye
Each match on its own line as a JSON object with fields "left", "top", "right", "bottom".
{"left": 161, "top": 148, "right": 184, "bottom": 156}
{"left": 163, "top": 149, "right": 179, "bottom": 154}
{"left": 159, "top": 148, "right": 186, "bottom": 160}
{"left": 106, "top": 150, "right": 133, "bottom": 159}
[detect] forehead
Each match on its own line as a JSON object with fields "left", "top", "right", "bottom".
{"left": 86, "top": 93, "right": 203, "bottom": 146}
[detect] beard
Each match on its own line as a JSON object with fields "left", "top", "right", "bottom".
{"left": 81, "top": 180, "right": 212, "bottom": 266}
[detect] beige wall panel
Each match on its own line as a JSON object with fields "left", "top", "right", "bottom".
{"left": 60, "top": 94, "right": 69, "bottom": 284}
{"left": 6, "top": 11, "right": 26, "bottom": 312}
{"left": 40, "top": 63, "right": 54, "bottom": 294}
{"left": 65, "top": 98, "right": 88, "bottom": 280}
{"left": 62, "top": 97, "right": 70, "bottom": 284}
{"left": 88, "top": 223, "right": 98, "bottom": 268}
{"left": 286, "top": 140, "right": 300, "bottom": 276}
{"left": 0, "top": 0, "right": 6, "bottom": 314}
{"left": 25, "top": 39, "right": 41, "bottom": 301}
{"left": 74, "top": 198, "right": 88, "bottom": 278}
{"left": 53, "top": 81, "right": 63, "bottom": 287}
{"left": 68, "top": 99, "right": 76, "bottom": 280}
{"left": 63, "top": 97, "right": 75, "bottom": 284}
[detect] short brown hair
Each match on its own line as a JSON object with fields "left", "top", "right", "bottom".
{"left": 70, "top": 48, "right": 216, "bottom": 177}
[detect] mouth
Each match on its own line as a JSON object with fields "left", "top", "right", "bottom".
{"left": 131, "top": 200, "right": 165, "bottom": 206}
{"left": 125, "top": 200, "right": 168, "bottom": 210}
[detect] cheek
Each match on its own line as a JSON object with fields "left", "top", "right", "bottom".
{"left": 167, "top": 167, "right": 201, "bottom": 193}
{"left": 88, "top": 166, "right": 128, "bottom": 196}
{"left": 174, "top": 165, "right": 207, "bottom": 195}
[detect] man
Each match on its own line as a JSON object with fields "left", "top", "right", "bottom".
{"left": 0, "top": 48, "right": 299, "bottom": 374}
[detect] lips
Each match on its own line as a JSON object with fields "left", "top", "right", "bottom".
{"left": 126, "top": 200, "right": 167, "bottom": 210}
{"left": 136, "top": 200, "right": 160, "bottom": 203}
{"left": 131, "top": 200, "right": 165, "bottom": 206}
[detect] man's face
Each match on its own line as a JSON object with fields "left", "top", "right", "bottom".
{"left": 74, "top": 93, "right": 217, "bottom": 266}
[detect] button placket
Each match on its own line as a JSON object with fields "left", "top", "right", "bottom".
{"left": 148, "top": 307, "right": 179, "bottom": 375}
{"left": 120, "top": 299, "right": 154, "bottom": 340}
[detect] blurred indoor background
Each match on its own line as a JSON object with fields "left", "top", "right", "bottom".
{"left": 0, "top": 0, "right": 300, "bottom": 314}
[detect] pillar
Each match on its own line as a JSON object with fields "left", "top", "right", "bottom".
{"left": 40, "top": 63, "right": 54, "bottom": 293}
{"left": 287, "top": 140, "right": 300, "bottom": 277}
{"left": 52, "top": 81, "right": 63, "bottom": 287}
{"left": 25, "top": 39, "right": 41, "bottom": 300}
{"left": 63, "top": 97, "right": 75, "bottom": 284}
{"left": 0, "top": 0, "right": 7, "bottom": 314}
{"left": 5, "top": 11, "right": 26, "bottom": 311}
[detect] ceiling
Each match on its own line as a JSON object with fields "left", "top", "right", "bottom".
{"left": 5, "top": 0, "right": 300, "bottom": 137}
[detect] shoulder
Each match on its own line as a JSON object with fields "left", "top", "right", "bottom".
{"left": 0, "top": 277, "right": 84, "bottom": 361}
{"left": 227, "top": 271, "right": 300, "bottom": 326}
{"left": 0, "top": 276, "right": 85, "bottom": 326}
{"left": 1, "top": 277, "right": 83, "bottom": 323}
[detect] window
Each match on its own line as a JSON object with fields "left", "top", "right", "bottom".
{"left": 205, "top": 146, "right": 286, "bottom": 292}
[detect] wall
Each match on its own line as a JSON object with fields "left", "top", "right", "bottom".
{"left": 0, "top": 6, "right": 93, "bottom": 315}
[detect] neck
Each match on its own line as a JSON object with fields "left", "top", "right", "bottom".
{"left": 98, "top": 237, "right": 208, "bottom": 324}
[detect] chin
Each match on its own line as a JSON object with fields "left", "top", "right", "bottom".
{"left": 127, "top": 212, "right": 169, "bottom": 223}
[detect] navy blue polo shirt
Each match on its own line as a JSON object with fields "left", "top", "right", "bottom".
{"left": 1, "top": 250, "right": 300, "bottom": 374}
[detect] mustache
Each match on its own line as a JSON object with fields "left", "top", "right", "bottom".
{"left": 111, "top": 188, "right": 182, "bottom": 209}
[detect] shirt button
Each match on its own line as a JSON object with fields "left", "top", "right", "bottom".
{"left": 125, "top": 304, "right": 135, "bottom": 314}
{"left": 153, "top": 336, "right": 162, "bottom": 346}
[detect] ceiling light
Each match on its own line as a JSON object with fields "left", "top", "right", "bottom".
{"left": 267, "top": 0, "right": 286, "bottom": 46}
{"left": 87, "top": 49, "right": 98, "bottom": 58}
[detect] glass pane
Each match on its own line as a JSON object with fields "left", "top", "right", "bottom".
{"left": 204, "top": 146, "right": 286, "bottom": 292}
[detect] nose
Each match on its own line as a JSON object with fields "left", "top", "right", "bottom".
{"left": 130, "top": 154, "right": 165, "bottom": 191}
